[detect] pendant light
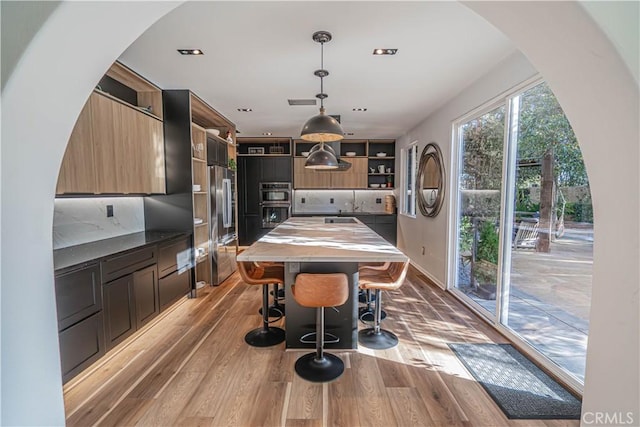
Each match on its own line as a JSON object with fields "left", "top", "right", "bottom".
{"left": 302, "top": 31, "right": 344, "bottom": 169}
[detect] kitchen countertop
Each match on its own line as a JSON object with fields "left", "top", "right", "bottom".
{"left": 292, "top": 211, "right": 396, "bottom": 216}
{"left": 54, "top": 230, "right": 190, "bottom": 272}
{"left": 237, "top": 217, "right": 406, "bottom": 263}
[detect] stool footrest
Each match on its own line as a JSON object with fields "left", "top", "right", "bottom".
{"left": 300, "top": 331, "right": 340, "bottom": 345}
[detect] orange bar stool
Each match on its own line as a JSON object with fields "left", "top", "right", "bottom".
{"left": 292, "top": 273, "right": 349, "bottom": 382}
{"left": 358, "top": 261, "right": 410, "bottom": 350}
{"left": 358, "top": 262, "right": 390, "bottom": 322}
{"left": 259, "top": 261, "right": 286, "bottom": 317}
{"left": 237, "top": 260, "right": 286, "bottom": 347}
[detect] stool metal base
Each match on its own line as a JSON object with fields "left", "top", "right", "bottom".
{"left": 259, "top": 304, "right": 285, "bottom": 318}
{"left": 358, "top": 307, "right": 386, "bottom": 323}
{"left": 244, "top": 326, "right": 285, "bottom": 347}
{"left": 358, "top": 328, "right": 398, "bottom": 350}
{"left": 294, "top": 352, "right": 344, "bottom": 382}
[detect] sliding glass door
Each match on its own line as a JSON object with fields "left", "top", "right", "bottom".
{"left": 452, "top": 103, "right": 505, "bottom": 319}
{"left": 450, "top": 80, "right": 593, "bottom": 385}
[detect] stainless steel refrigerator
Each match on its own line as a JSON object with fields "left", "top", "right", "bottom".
{"left": 209, "top": 165, "right": 237, "bottom": 285}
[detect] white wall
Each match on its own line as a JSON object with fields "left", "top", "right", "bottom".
{"left": 397, "top": 51, "right": 537, "bottom": 287}
{"left": 1, "top": 1, "right": 637, "bottom": 425}
{"left": 0, "top": 2, "right": 181, "bottom": 424}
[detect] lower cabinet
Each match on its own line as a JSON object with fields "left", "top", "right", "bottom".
{"left": 103, "top": 274, "right": 136, "bottom": 350}
{"left": 355, "top": 215, "right": 397, "bottom": 245}
{"left": 133, "top": 265, "right": 159, "bottom": 329}
{"left": 239, "top": 214, "right": 268, "bottom": 247}
{"left": 159, "top": 269, "right": 191, "bottom": 311}
{"left": 55, "top": 235, "right": 192, "bottom": 383}
{"left": 59, "top": 312, "right": 105, "bottom": 383}
{"left": 55, "top": 262, "right": 105, "bottom": 383}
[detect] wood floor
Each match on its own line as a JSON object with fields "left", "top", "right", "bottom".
{"left": 64, "top": 267, "right": 580, "bottom": 426}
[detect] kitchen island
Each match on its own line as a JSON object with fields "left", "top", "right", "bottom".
{"left": 237, "top": 216, "right": 407, "bottom": 349}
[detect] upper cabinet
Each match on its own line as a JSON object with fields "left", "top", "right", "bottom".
{"left": 56, "top": 62, "right": 166, "bottom": 195}
{"left": 292, "top": 139, "right": 394, "bottom": 189}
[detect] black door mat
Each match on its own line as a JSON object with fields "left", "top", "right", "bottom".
{"left": 448, "top": 343, "right": 581, "bottom": 419}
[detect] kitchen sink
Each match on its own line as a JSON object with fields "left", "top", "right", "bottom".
{"left": 324, "top": 217, "right": 357, "bottom": 224}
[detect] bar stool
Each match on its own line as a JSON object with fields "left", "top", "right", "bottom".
{"left": 358, "top": 262, "right": 389, "bottom": 322}
{"left": 237, "top": 260, "right": 286, "bottom": 347}
{"left": 358, "top": 261, "right": 410, "bottom": 350}
{"left": 292, "top": 273, "right": 349, "bottom": 382}
{"left": 260, "top": 261, "right": 286, "bottom": 317}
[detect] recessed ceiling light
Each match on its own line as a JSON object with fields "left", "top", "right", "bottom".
{"left": 237, "top": 108, "right": 253, "bottom": 112}
{"left": 352, "top": 108, "right": 367, "bottom": 112}
{"left": 344, "top": 132, "right": 355, "bottom": 136}
{"left": 177, "top": 49, "right": 204, "bottom": 55}
{"left": 262, "top": 132, "right": 273, "bottom": 136}
{"left": 373, "top": 48, "right": 398, "bottom": 55}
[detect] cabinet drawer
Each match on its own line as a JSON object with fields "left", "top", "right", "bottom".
{"left": 101, "top": 246, "right": 157, "bottom": 283}
{"left": 159, "top": 269, "right": 191, "bottom": 311}
{"left": 55, "top": 263, "right": 101, "bottom": 331}
{"left": 158, "top": 237, "right": 191, "bottom": 278}
{"left": 59, "top": 311, "right": 105, "bottom": 383}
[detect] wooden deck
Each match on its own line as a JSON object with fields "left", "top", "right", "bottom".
{"left": 64, "top": 266, "right": 580, "bottom": 426}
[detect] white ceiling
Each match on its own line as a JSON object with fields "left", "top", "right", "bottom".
{"left": 119, "top": 1, "right": 515, "bottom": 139}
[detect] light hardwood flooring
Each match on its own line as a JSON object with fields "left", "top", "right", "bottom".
{"left": 64, "top": 267, "right": 580, "bottom": 426}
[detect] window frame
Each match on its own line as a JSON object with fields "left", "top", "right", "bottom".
{"left": 400, "top": 141, "right": 418, "bottom": 218}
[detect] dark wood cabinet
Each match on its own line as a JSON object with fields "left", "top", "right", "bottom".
{"left": 55, "top": 263, "right": 105, "bottom": 383}
{"left": 158, "top": 236, "right": 192, "bottom": 309}
{"left": 238, "top": 156, "right": 292, "bottom": 245}
{"left": 355, "top": 214, "right": 397, "bottom": 245}
{"left": 58, "top": 312, "right": 105, "bottom": 383}
{"left": 55, "top": 263, "right": 101, "bottom": 331}
{"left": 103, "top": 274, "right": 136, "bottom": 350}
{"left": 159, "top": 269, "right": 191, "bottom": 311}
{"left": 207, "top": 135, "right": 229, "bottom": 167}
{"left": 133, "top": 265, "right": 159, "bottom": 328}
{"left": 158, "top": 236, "right": 190, "bottom": 278}
{"left": 239, "top": 156, "right": 262, "bottom": 216}
{"left": 373, "top": 215, "right": 397, "bottom": 245}
{"left": 261, "top": 157, "right": 292, "bottom": 182}
{"left": 54, "top": 233, "right": 192, "bottom": 383}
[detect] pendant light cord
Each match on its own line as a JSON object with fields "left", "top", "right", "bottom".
{"left": 320, "top": 41, "right": 325, "bottom": 109}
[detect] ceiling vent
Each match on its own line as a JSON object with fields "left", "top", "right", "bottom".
{"left": 288, "top": 99, "right": 317, "bottom": 106}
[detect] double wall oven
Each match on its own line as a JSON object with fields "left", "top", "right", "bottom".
{"left": 259, "top": 182, "right": 291, "bottom": 228}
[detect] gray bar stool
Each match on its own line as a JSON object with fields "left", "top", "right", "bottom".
{"left": 292, "top": 272, "right": 349, "bottom": 382}
{"left": 358, "top": 261, "right": 410, "bottom": 350}
{"left": 237, "top": 260, "right": 286, "bottom": 347}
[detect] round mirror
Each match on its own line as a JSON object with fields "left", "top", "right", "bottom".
{"left": 417, "top": 142, "right": 445, "bottom": 217}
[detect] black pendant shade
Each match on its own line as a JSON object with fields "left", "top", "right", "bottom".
{"left": 301, "top": 107, "right": 344, "bottom": 143}
{"left": 305, "top": 142, "right": 339, "bottom": 169}
{"left": 301, "top": 30, "right": 345, "bottom": 169}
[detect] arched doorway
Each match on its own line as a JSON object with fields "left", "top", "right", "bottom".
{"left": 1, "top": 1, "right": 637, "bottom": 424}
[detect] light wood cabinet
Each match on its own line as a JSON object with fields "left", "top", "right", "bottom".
{"left": 292, "top": 139, "right": 394, "bottom": 189}
{"left": 293, "top": 157, "right": 367, "bottom": 189}
{"left": 56, "top": 91, "right": 166, "bottom": 195}
{"left": 330, "top": 158, "right": 367, "bottom": 189}
{"left": 56, "top": 100, "right": 96, "bottom": 194}
{"left": 294, "top": 157, "right": 331, "bottom": 189}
